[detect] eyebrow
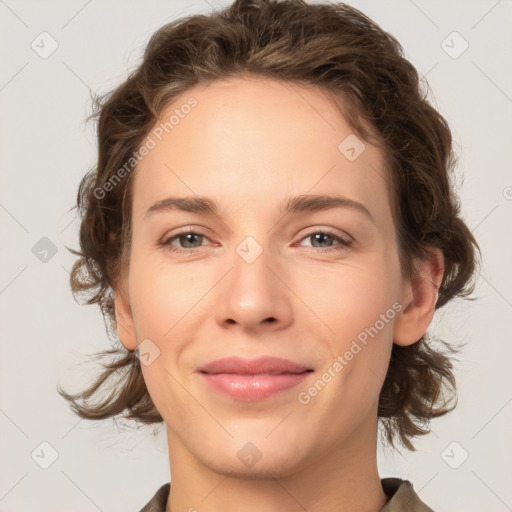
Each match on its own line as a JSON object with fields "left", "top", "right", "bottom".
{"left": 144, "top": 194, "right": 374, "bottom": 223}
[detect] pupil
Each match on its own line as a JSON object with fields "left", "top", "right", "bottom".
{"left": 183, "top": 233, "right": 200, "bottom": 247}
{"left": 313, "top": 233, "right": 331, "bottom": 247}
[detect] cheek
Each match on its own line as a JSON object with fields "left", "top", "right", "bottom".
{"left": 298, "top": 256, "right": 401, "bottom": 341}
{"left": 140, "top": 361, "right": 202, "bottom": 435}
{"left": 128, "top": 250, "right": 205, "bottom": 339}
{"left": 129, "top": 256, "right": 202, "bottom": 420}
{"left": 296, "top": 265, "right": 399, "bottom": 436}
{"left": 297, "top": 255, "right": 401, "bottom": 399}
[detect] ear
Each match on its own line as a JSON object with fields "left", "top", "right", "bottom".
{"left": 393, "top": 248, "right": 444, "bottom": 347}
{"left": 113, "top": 280, "right": 139, "bottom": 351}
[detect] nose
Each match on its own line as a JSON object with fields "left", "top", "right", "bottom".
{"left": 214, "top": 246, "right": 294, "bottom": 333}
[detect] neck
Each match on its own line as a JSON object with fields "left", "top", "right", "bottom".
{"left": 164, "top": 417, "right": 388, "bottom": 512}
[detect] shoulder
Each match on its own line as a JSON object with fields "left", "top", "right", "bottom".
{"left": 138, "top": 482, "right": 170, "bottom": 512}
{"left": 380, "top": 478, "right": 435, "bottom": 512}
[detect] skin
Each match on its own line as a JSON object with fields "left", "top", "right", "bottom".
{"left": 114, "top": 76, "right": 444, "bottom": 512}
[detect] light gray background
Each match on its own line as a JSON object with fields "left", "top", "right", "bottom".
{"left": 1, "top": 0, "right": 511, "bottom": 510}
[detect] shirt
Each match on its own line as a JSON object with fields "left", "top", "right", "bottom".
{"left": 138, "top": 478, "right": 435, "bottom": 511}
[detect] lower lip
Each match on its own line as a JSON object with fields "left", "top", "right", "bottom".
{"left": 199, "top": 372, "right": 311, "bottom": 401}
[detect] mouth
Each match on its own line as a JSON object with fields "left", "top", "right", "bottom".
{"left": 197, "top": 356, "right": 314, "bottom": 401}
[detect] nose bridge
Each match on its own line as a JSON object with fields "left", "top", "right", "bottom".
{"left": 230, "top": 235, "right": 276, "bottom": 307}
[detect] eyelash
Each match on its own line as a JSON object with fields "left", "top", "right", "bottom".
{"left": 158, "top": 228, "right": 353, "bottom": 255}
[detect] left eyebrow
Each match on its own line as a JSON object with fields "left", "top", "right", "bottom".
{"left": 282, "top": 194, "right": 374, "bottom": 224}
{"left": 144, "top": 194, "right": 374, "bottom": 224}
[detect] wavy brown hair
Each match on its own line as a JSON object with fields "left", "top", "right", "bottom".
{"left": 58, "top": 0, "right": 479, "bottom": 450}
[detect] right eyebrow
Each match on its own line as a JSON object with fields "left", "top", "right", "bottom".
{"left": 145, "top": 196, "right": 217, "bottom": 218}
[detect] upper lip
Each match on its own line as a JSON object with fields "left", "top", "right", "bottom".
{"left": 198, "top": 356, "right": 313, "bottom": 375}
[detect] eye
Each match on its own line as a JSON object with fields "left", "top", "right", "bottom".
{"left": 159, "top": 228, "right": 212, "bottom": 254}
{"left": 297, "top": 230, "right": 353, "bottom": 252}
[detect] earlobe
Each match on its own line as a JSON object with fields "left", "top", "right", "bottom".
{"left": 113, "top": 282, "right": 139, "bottom": 351}
{"left": 393, "top": 248, "right": 444, "bottom": 347}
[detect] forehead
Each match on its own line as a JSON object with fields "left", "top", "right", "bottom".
{"left": 131, "top": 76, "right": 390, "bottom": 223}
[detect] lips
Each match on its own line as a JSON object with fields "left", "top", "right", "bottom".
{"left": 198, "top": 356, "right": 312, "bottom": 375}
{"left": 197, "top": 356, "right": 313, "bottom": 401}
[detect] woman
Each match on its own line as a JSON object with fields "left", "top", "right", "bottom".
{"left": 58, "top": 0, "right": 479, "bottom": 510}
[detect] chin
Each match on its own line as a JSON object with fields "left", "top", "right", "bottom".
{"left": 191, "top": 430, "right": 313, "bottom": 479}
{"left": 202, "top": 450, "right": 309, "bottom": 480}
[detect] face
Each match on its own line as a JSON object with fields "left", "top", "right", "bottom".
{"left": 117, "top": 76, "right": 409, "bottom": 478}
